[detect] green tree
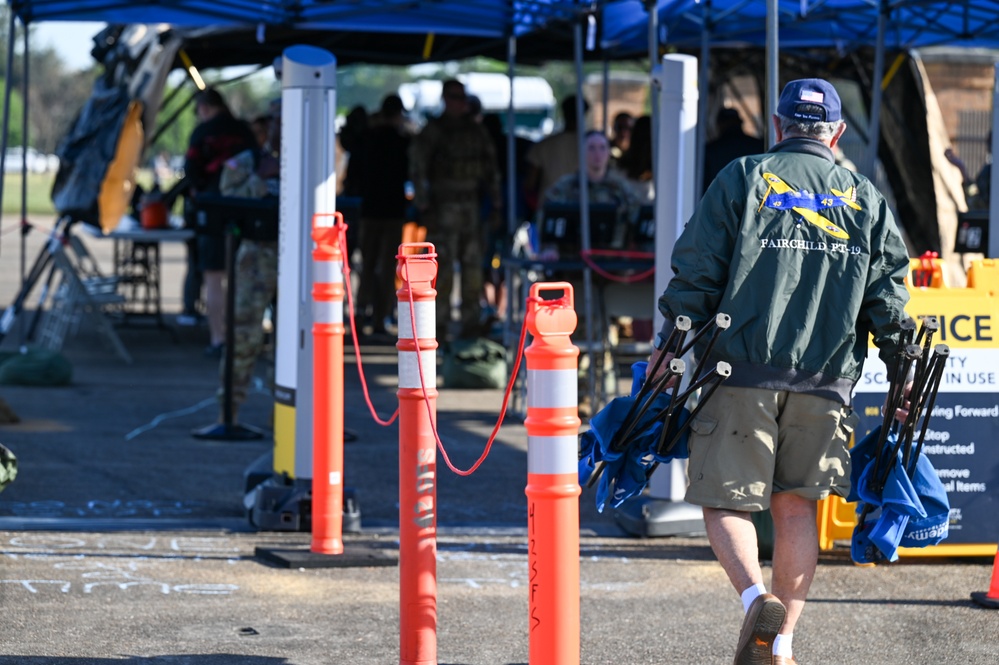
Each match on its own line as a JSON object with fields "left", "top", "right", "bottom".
{"left": 338, "top": 64, "right": 414, "bottom": 114}
{"left": 148, "top": 82, "right": 200, "bottom": 158}
{"left": 28, "top": 46, "right": 97, "bottom": 153}
{"left": 0, "top": 7, "right": 98, "bottom": 153}
{"left": 148, "top": 71, "right": 278, "bottom": 159}
{"left": 0, "top": 79, "right": 25, "bottom": 147}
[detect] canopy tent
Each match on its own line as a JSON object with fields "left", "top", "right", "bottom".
{"left": 9, "top": 0, "right": 289, "bottom": 26}
{"left": 597, "top": 0, "right": 999, "bottom": 271}
{"left": 8, "top": 0, "right": 579, "bottom": 36}
{"left": 3, "top": 1, "right": 591, "bottom": 77}
{"left": 0, "top": 0, "right": 592, "bottom": 232}
{"left": 5, "top": 1, "right": 998, "bottom": 267}
{"left": 601, "top": 0, "right": 999, "bottom": 55}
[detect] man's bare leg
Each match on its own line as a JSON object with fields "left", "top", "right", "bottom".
{"left": 703, "top": 507, "right": 764, "bottom": 592}
{"left": 769, "top": 492, "right": 818, "bottom": 635}
{"left": 705, "top": 506, "right": 787, "bottom": 665}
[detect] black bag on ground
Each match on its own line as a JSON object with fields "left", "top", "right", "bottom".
{"left": 442, "top": 338, "right": 507, "bottom": 389}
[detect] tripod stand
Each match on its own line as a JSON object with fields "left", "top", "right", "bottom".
{"left": 189, "top": 195, "right": 280, "bottom": 442}
{"left": 191, "top": 219, "right": 265, "bottom": 441}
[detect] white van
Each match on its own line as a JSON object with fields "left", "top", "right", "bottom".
{"left": 398, "top": 72, "right": 555, "bottom": 140}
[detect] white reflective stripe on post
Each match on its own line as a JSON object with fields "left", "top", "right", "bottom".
{"left": 527, "top": 369, "right": 578, "bottom": 409}
{"left": 398, "top": 350, "right": 437, "bottom": 389}
{"left": 397, "top": 301, "right": 436, "bottom": 340}
{"left": 313, "top": 300, "right": 342, "bottom": 324}
{"left": 314, "top": 259, "right": 343, "bottom": 285}
{"left": 527, "top": 435, "right": 580, "bottom": 475}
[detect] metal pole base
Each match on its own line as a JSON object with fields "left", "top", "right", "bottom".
{"left": 191, "top": 422, "right": 265, "bottom": 441}
{"left": 255, "top": 543, "right": 397, "bottom": 569}
{"left": 971, "top": 591, "right": 999, "bottom": 609}
{"left": 613, "top": 497, "right": 706, "bottom": 538}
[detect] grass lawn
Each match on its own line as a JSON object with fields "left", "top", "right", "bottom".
{"left": 1, "top": 172, "right": 57, "bottom": 216}
{"left": 1, "top": 169, "right": 168, "bottom": 222}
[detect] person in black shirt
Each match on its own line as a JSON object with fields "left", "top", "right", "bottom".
{"left": 357, "top": 94, "right": 412, "bottom": 338}
{"left": 182, "top": 88, "right": 257, "bottom": 356}
{"left": 702, "top": 107, "right": 764, "bottom": 196}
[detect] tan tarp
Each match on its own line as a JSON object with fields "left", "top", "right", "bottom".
{"left": 914, "top": 54, "right": 979, "bottom": 287}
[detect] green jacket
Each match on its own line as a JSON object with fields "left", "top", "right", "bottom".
{"left": 659, "top": 137, "right": 910, "bottom": 404}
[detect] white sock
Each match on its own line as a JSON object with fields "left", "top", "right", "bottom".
{"left": 741, "top": 583, "right": 767, "bottom": 613}
{"left": 773, "top": 633, "right": 793, "bottom": 658}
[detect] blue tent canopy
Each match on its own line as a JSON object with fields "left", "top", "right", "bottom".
{"left": 6, "top": 0, "right": 593, "bottom": 68}
{"left": 11, "top": 1, "right": 999, "bottom": 58}
{"left": 9, "top": 0, "right": 290, "bottom": 26}
{"left": 600, "top": 0, "right": 999, "bottom": 56}
{"left": 295, "top": 0, "right": 578, "bottom": 38}
{"left": 9, "top": 0, "right": 581, "bottom": 37}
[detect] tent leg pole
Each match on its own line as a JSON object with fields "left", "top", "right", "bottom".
{"left": 989, "top": 65, "right": 999, "bottom": 259}
{"left": 695, "top": 0, "right": 712, "bottom": 197}
{"left": 864, "top": 0, "right": 888, "bottom": 178}
{"left": 601, "top": 57, "right": 609, "bottom": 133}
{"left": 20, "top": 20, "right": 31, "bottom": 321}
{"left": 765, "top": 0, "right": 779, "bottom": 149}
{"left": 0, "top": 8, "right": 18, "bottom": 258}
{"left": 573, "top": 17, "right": 597, "bottom": 412}
{"left": 504, "top": 35, "right": 517, "bottom": 348}
{"left": 647, "top": 0, "right": 659, "bottom": 183}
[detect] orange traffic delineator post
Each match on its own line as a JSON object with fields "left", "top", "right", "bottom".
{"left": 523, "top": 282, "right": 581, "bottom": 665}
{"left": 397, "top": 243, "right": 439, "bottom": 665}
{"left": 311, "top": 213, "right": 346, "bottom": 555}
{"left": 254, "top": 213, "right": 395, "bottom": 570}
{"left": 971, "top": 548, "right": 999, "bottom": 609}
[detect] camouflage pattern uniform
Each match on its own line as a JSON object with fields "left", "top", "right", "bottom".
{"left": 542, "top": 169, "right": 644, "bottom": 415}
{"left": 542, "top": 169, "right": 643, "bottom": 236}
{"left": 216, "top": 149, "right": 278, "bottom": 415}
{"left": 410, "top": 113, "right": 500, "bottom": 342}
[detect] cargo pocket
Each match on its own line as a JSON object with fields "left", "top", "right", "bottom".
{"left": 685, "top": 414, "right": 719, "bottom": 483}
{"left": 829, "top": 407, "right": 859, "bottom": 496}
{"left": 688, "top": 414, "right": 718, "bottom": 437}
{"left": 838, "top": 408, "right": 859, "bottom": 446}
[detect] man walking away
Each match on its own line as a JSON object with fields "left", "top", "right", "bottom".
{"left": 648, "top": 78, "right": 910, "bottom": 665}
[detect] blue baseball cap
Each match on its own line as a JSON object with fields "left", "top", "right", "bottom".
{"left": 777, "top": 78, "right": 842, "bottom": 123}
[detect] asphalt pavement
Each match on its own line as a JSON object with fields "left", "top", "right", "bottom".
{"left": 0, "top": 216, "right": 996, "bottom": 664}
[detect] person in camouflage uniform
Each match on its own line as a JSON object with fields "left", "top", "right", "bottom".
{"left": 541, "top": 129, "right": 643, "bottom": 238}
{"left": 541, "top": 130, "right": 644, "bottom": 416}
{"left": 215, "top": 110, "right": 281, "bottom": 423}
{"left": 410, "top": 79, "right": 501, "bottom": 345}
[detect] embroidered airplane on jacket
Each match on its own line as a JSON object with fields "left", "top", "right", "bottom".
{"left": 758, "top": 172, "right": 861, "bottom": 240}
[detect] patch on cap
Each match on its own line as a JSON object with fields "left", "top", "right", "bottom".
{"left": 777, "top": 78, "right": 842, "bottom": 124}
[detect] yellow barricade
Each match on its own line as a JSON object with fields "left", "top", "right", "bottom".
{"left": 820, "top": 258, "right": 999, "bottom": 558}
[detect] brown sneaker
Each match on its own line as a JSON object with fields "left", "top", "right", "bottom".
{"left": 772, "top": 657, "right": 797, "bottom": 665}
{"left": 733, "top": 593, "right": 786, "bottom": 665}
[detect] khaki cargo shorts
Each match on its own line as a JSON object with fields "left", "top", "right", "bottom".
{"left": 684, "top": 386, "right": 859, "bottom": 511}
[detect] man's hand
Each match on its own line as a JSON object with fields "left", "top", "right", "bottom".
{"left": 885, "top": 380, "right": 914, "bottom": 424}
{"left": 646, "top": 348, "right": 678, "bottom": 390}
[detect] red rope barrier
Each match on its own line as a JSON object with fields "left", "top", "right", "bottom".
{"left": 400, "top": 252, "right": 529, "bottom": 477}
{"left": 337, "top": 225, "right": 400, "bottom": 427}
{"left": 579, "top": 248, "right": 655, "bottom": 283}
